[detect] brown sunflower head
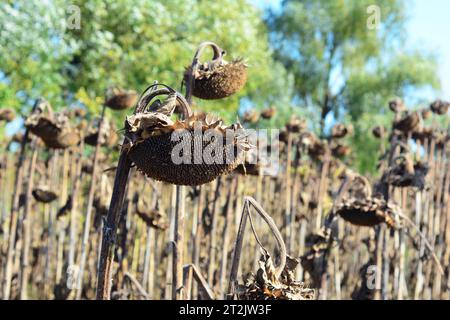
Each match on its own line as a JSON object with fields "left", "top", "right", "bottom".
{"left": 335, "top": 196, "right": 398, "bottom": 228}
{"left": 286, "top": 116, "right": 306, "bottom": 133}
{"left": 25, "top": 103, "right": 80, "bottom": 149}
{"left": 331, "top": 123, "right": 353, "bottom": 139}
{"left": 333, "top": 176, "right": 399, "bottom": 228}
{"left": 300, "top": 231, "right": 332, "bottom": 288}
{"left": 32, "top": 187, "right": 58, "bottom": 203}
{"left": 125, "top": 84, "right": 252, "bottom": 186}
{"left": 301, "top": 133, "right": 328, "bottom": 160}
{"left": 430, "top": 99, "right": 449, "bottom": 115}
{"left": 393, "top": 111, "right": 420, "bottom": 133}
{"left": 260, "top": 107, "right": 276, "bottom": 120}
{"left": 184, "top": 42, "right": 247, "bottom": 100}
{"left": 242, "top": 109, "right": 260, "bottom": 124}
{"left": 84, "top": 117, "right": 118, "bottom": 147}
{"left": 372, "top": 125, "right": 385, "bottom": 139}
{"left": 332, "top": 144, "right": 351, "bottom": 158}
{"left": 389, "top": 97, "right": 406, "bottom": 113}
{"left": 0, "top": 108, "right": 16, "bottom": 122}
{"left": 385, "top": 154, "right": 429, "bottom": 190}
{"left": 237, "top": 253, "right": 315, "bottom": 300}
{"left": 105, "top": 87, "right": 138, "bottom": 110}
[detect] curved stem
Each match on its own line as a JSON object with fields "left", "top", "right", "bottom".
{"left": 193, "top": 41, "right": 224, "bottom": 63}
{"left": 245, "top": 196, "right": 287, "bottom": 280}
{"left": 396, "top": 210, "right": 445, "bottom": 276}
{"left": 136, "top": 85, "right": 192, "bottom": 119}
{"left": 186, "top": 41, "right": 224, "bottom": 104}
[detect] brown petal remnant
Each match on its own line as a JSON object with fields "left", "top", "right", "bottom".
{"left": 32, "top": 187, "right": 58, "bottom": 203}
{"left": 126, "top": 84, "right": 252, "bottom": 186}
{"left": 260, "top": 107, "right": 276, "bottom": 120}
{"left": 393, "top": 111, "right": 420, "bottom": 133}
{"left": 331, "top": 123, "right": 353, "bottom": 139}
{"left": 0, "top": 108, "right": 16, "bottom": 122}
{"left": 237, "top": 253, "right": 315, "bottom": 300}
{"left": 184, "top": 42, "right": 247, "bottom": 100}
{"left": 388, "top": 97, "right": 406, "bottom": 113}
{"left": 372, "top": 125, "right": 385, "bottom": 139}
{"left": 105, "top": 87, "right": 138, "bottom": 110}
{"left": 430, "top": 99, "right": 450, "bottom": 115}
{"left": 25, "top": 101, "right": 80, "bottom": 149}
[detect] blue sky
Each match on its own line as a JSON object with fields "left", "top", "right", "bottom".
{"left": 407, "top": 0, "right": 450, "bottom": 100}
{"left": 251, "top": 0, "right": 450, "bottom": 100}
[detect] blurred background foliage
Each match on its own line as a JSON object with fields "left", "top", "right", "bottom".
{"left": 0, "top": 0, "right": 443, "bottom": 173}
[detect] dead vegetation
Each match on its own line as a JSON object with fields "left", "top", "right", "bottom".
{"left": 0, "top": 43, "right": 449, "bottom": 301}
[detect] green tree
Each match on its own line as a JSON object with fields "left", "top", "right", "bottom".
{"left": 0, "top": 0, "right": 290, "bottom": 124}
{"left": 268, "top": 0, "right": 440, "bottom": 173}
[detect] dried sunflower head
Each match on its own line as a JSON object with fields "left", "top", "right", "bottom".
{"left": 25, "top": 104, "right": 80, "bottom": 149}
{"left": 242, "top": 109, "right": 260, "bottom": 123}
{"left": 389, "top": 97, "right": 406, "bottom": 113}
{"left": 260, "top": 107, "right": 276, "bottom": 119}
{"left": 286, "top": 116, "right": 306, "bottom": 133}
{"left": 237, "top": 253, "right": 315, "bottom": 300}
{"left": 32, "top": 186, "right": 58, "bottom": 203}
{"left": 331, "top": 123, "right": 353, "bottom": 139}
{"left": 384, "top": 155, "right": 429, "bottom": 190}
{"left": 393, "top": 111, "right": 420, "bottom": 133}
{"left": 126, "top": 84, "right": 252, "bottom": 186}
{"left": 0, "top": 108, "right": 16, "bottom": 122}
{"left": 84, "top": 117, "right": 118, "bottom": 147}
{"left": 430, "top": 99, "right": 449, "bottom": 115}
{"left": 333, "top": 175, "right": 400, "bottom": 228}
{"left": 332, "top": 144, "right": 351, "bottom": 158}
{"left": 335, "top": 195, "right": 398, "bottom": 228}
{"left": 372, "top": 126, "right": 385, "bottom": 139}
{"left": 184, "top": 42, "right": 248, "bottom": 100}
{"left": 105, "top": 87, "right": 138, "bottom": 110}
{"left": 300, "top": 230, "right": 333, "bottom": 288}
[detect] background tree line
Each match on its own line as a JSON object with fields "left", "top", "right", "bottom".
{"left": 0, "top": 0, "right": 442, "bottom": 173}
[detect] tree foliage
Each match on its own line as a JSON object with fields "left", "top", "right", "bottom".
{"left": 268, "top": 0, "right": 440, "bottom": 172}
{"left": 0, "top": 0, "right": 292, "bottom": 122}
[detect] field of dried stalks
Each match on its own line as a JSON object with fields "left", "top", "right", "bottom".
{"left": 0, "top": 42, "right": 449, "bottom": 300}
